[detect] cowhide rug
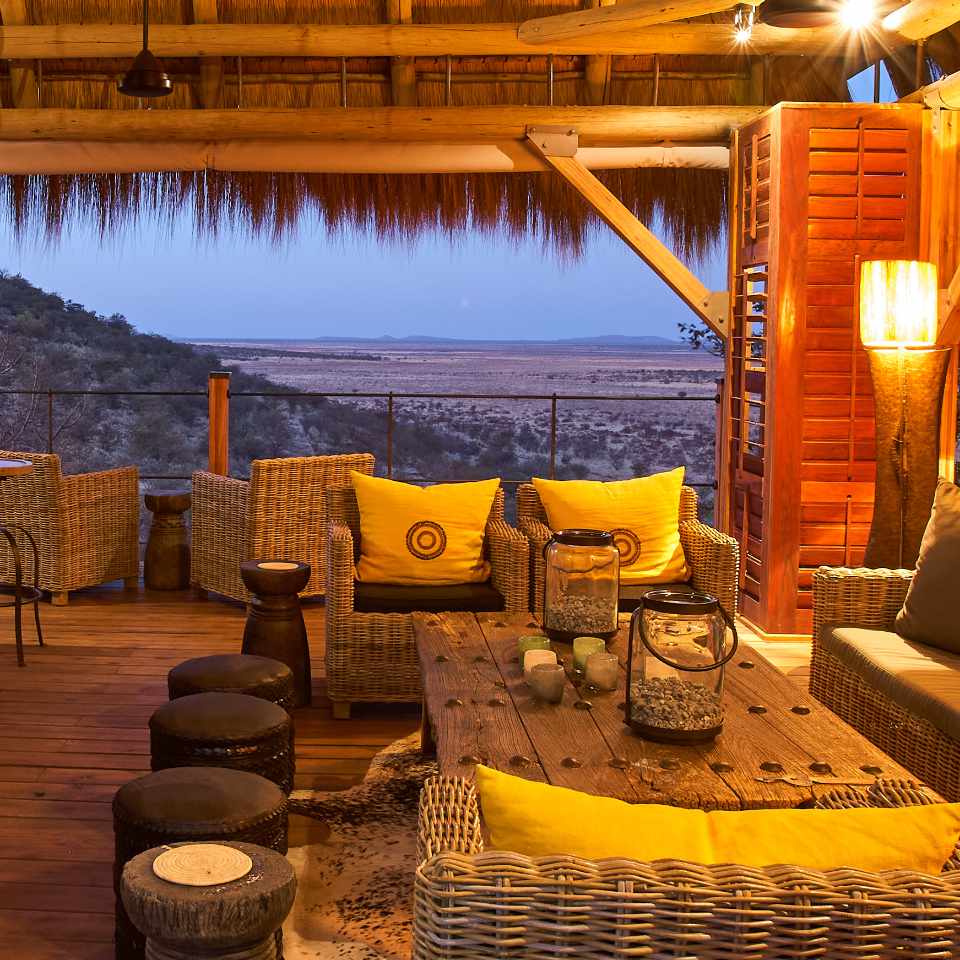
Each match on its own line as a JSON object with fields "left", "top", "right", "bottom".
{"left": 283, "top": 733, "right": 438, "bottom": 960}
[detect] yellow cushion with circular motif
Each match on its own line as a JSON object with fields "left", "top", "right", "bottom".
{"left": 351, "top": 472, "right": 500, "bottom": 585}
{"left": 532, "top": 468, "right": 689, "bottom": 585}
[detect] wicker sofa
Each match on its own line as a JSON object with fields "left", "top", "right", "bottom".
{"left": 414, "top": 775, "right": 960, "bottom": 960}
{"left": 324, "top": 484, "right": 529, "bottom": 718}
{"left": 0, "top": 450, "right": 139, "bottom": 605}
{"left": 810, "top": 565, "right": 960, "bottom": 802}
{"left": 191, "top": 452, "right": 375, "bottom": 602}
{"left": 517, "top": 482, "right": 740, "bottom": 617}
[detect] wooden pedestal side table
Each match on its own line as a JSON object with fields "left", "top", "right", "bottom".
{"left": 143, "top": 491, "right": 191, "bottom": 590}
{"left": 240, "top": 560, "right": 312, "bottom": 708}
{"left": 121, "top": 842, "right": 296, "bottom": 960}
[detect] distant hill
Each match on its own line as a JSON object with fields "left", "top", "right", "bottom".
{"left": 187, "top": 334, "right": 687, "bottom": 348}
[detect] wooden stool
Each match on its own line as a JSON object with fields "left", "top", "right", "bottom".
{"left": 149, "top": 692, "right": 294, "bottom": 793}
{"left": 168, "top": 654, "right": 295, "bottom": 711}
{"left": 112, "top": 767, "right": 287, "bottom": 960}
{"left": 143, "top": 491, "right": 191, "bottom": 590}
{"left": 121, "top": 842, "right": 296, "bottom": 960}
{"left": 240, "top": 560, "right": 312, "bottom": 708}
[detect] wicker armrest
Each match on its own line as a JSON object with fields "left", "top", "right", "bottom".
{"left": 519, "top": 516, "right": 551, "bottom": 617}
{"left": 325, "top": 520, "right": 357, "bottom": 618}
{"left": 680, "top": 518, "right": 740, "bottom": 618}
{"left": 812, "top": 566, "right": 914, "bottom": 641}
{"left": 486, "top": 519, "right": 529, "bottom": 614}
{"left": 417, "top": 776, "right": 484, "bottom": 862}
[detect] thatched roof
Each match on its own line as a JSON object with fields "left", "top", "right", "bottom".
{"left": 2, "top": 1, "right": 957, "bottom": 257}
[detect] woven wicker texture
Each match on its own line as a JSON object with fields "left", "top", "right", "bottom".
{"left": 516, "top": 482, "right": 740, "bottom": 618}
{"left": 323, "top": 484, "right": 530, "bottom": 712}
{"left": 0, "top": 450, "right": 139, "bottom": 600}
{"left": 414, "top": 775, "right": 960, "bottom": 960}
{"left": 808, "top": 566, "right": 960, "bottom": 801}
{"left": 190, "top": 452, "right": 375, "bottom": 601}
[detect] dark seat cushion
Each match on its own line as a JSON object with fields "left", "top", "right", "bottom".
{"left": 618, "top": 581, "right": 695, "bottom": 613}
{"left": 168, "top": 654, "right": 292, "bottom": 693}
{"left": 354, "top": 579, "right": 505, "bottom": 614}
{"left": 114, "top": 767, "right": 284, "bottom": 825}
{"left": 150, "top": 692, "right": 289, "bottom": 741}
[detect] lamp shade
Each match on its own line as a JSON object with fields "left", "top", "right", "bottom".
{"left": 758, "top": 0, "right": 837, "bottom": 27}
{"left": 859, "top": 260, "right": 938, "bottom": 348}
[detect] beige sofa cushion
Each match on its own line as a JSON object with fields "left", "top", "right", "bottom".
{"left": 821, "top": 626, "right": 960, "bottom": 743}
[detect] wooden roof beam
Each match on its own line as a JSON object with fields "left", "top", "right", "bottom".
{"left": 0, "top": 22, "right": 894, "bottom": 59}
{"left": 0, "top": 0, "right": 37, "bottom": 108}
{"left": 387, "top": 0, "right": 417, "bottom": 108}
{"left": 883, "top": 0, "right": 960, "bottom": 42}
{"left": 0, "top": 105, "right": 763, "bottom": 145}
{"left": 191, "top": 0, "right": 224, "bottom": 110}
{"left": 526, "top": 126, "right": 728, "bottom": 336}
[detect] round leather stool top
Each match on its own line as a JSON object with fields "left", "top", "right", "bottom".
{"left": 150, "top": 692, "right": 289, "bottom": 742}
{"left": 240, "top": 560, "right": 310, "bottom": 596}
{"left": 114, "top": 766, "right": 285, "bottom": 828}
{"left": 168, "top": 654, "right": 294, "bottom": 708}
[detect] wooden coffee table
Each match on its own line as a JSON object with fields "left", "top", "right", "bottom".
{"left": 413, "top": 611, "right": 927, "bottom": 810}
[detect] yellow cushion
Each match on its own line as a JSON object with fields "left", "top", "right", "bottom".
{"left": 532, "top": 468, "right": 689, "bottom": 585}
{"left": 476, "top": 765, "right": 960, "bottom": 873}
{"left": 352, "top": 473, "right": 499, "bottom": 585}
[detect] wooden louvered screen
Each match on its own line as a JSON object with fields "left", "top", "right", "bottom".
{"left": 726, "top": 103, "right": 924, "bottom": 635}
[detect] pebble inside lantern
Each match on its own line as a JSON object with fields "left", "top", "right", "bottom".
{"left": 626, "top": 590, "right": 737, "bottom": 743}
{"left": 542, "top": 529, "right": 619, "bottom": 642}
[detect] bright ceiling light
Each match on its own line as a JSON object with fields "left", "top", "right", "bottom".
{"left": 839, "top": 0, "right": 875, "bottom": 30}
{"left": 734, "top": 3, "right": 755, "bottom": 43}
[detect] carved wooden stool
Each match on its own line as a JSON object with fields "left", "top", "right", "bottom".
{"left": 112, "top": 767, "right": 287, "bottom": 960}
{"left": 149, "top": 692, "right": 294, "bottom": 792}
{"left": 167, "top": 654, "right": 295, "bottom": 712}
{"left": 240, "top": 560, "right": 312, "bottom": 707}
{"left": 143, "top": 491, "right": 191, "bottom": 590}
{"left": 121, "top": 841, "right": 296, "bottom": 960}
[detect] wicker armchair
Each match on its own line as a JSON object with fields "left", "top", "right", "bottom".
{"left": 191, "top": 453, "right": 375, "bottom": 602}
{"left": 414, "top": 775, "right": 960, "bottom": 960}
{"left": 324, "top": 484, "right": 529, "bottom": 718}
{"left": 0, "top": 450, "right": 139, "bottom": 605}
{"left": 808, "top": 566, "right": 960, "bottom": 801}
{"left": 517, "top": 482, "right": 740, "bottom": 617}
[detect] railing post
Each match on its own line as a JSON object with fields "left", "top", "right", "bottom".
{"left": 549, "top": 394, "right": 558, "bottom": 479}
{"left": 207, "top": 372, "right": 230, "bottom": 475}
{"left": 386, "top": 392, "right": 394, "bottom": 479}
{"left": 47, "top": 390, "right": 54, "bottom": 454}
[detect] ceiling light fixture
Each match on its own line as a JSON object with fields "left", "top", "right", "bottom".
{"left": 119, "top": 0, "right": 173, "bottom": 98}
{"left": 758, "top": 0, "right": 875, "bottom": 29}
{"left": 734, "top": 4, "right": 755, "bottom": 43}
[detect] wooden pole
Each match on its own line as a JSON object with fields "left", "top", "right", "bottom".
{"left": 208, "top": 372, "right": 230, "bottom": 476}
{"left": 386, "top": 0, "right": 417, "bottom": 108}
{"left": 191, "top": 0, "right": 223, "bottom": 110}
{"left": 0, "top": 0, "right": 38, "bottom": 108}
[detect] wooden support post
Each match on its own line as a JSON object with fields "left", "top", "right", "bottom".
{"left": 0, "top": 0, "right": 37, "bottom": 108}
{"left": 386, "top": 0, "right": 417, "bottom": 107}
{"left": 583, "top": 0, "right": 614, "bottom": 106}
{"left": 526, "top": 128, "right": 728, "bottom": 337}
{"left": 192, "top": 0, "right": 223, "bottom": 109}
{"left": 208, "top": 371, "right": 230, "bottom": 476}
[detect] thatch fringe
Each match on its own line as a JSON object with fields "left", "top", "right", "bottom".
{"left": 0, "top": 168, "right": 726, "bottom": 262}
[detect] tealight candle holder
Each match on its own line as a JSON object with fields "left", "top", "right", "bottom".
{"left": 572, "top": 636, "right": 606, "bottom": 674}
{"left": 584, "top": 651, "right": 619, "bottom": 691}
{"left": 518, "top": 635, "right": 551, "bottom": 659}
{"left": 523, "top": 648, "right": 558, "bottom": 677}
{"left": 528, "top": 663, "right": 565, "bottom": 704}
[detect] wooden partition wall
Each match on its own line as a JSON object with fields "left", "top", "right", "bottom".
{"left": 724, "top": 102, "right": 926, "bottom": 635}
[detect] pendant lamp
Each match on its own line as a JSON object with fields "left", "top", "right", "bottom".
{"left": 119, "top": 0, "right": 173, "bottom": 98}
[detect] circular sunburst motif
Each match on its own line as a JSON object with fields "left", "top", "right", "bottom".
{"left": 611, "top": 528, "right": 642, "bottom": 567}
{"left": 406, "top": 520, "right": 447, "bottom": 560}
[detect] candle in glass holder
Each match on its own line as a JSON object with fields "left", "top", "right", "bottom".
{"left": 518, "top": 635, "right": 551, "bottom": 660}
{"left": 584, "top": 651, "right": 619, "bottom": 691}
{"left": 523, "top": 648, "right": 558, "bottom": 677}
{"left": 528, "top": 663, "right": 565, "bottom": 704}
{"left": 572, "top": 636, "right": 605, "bottom": 673}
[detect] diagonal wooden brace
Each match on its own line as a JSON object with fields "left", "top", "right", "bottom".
{"left": 526, "top": 126, "right": 729, "bottom": 338}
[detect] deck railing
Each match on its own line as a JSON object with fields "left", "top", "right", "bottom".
{"left": 0, "top": 371, "right": 722, "bottom": 490}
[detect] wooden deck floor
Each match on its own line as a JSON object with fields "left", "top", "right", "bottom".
{"left": 0, "top": 586, "right": 809, "bottom": 960}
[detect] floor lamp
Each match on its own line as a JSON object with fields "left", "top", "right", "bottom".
{"left": 860, "top": 260, "right": 949, "bottom": 570}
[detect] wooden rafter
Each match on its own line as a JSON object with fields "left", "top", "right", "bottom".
{"left": 0, "top": 22, "right": 884, "bottom": 59}
{"left": 0, "top": 0, "right": 37, "bottom": 108}
{"left": 883, "top": 0, "right": 960, "bottom": 42}
{"left": 526, "top": 129, "right": 728, "bottom": 336}
{"left": 191, "top": 0, "right": 223, "bottom": 110}
{"left": 387, "top": 0, "right": 417, "bottom": 108}
{"left": 584, "top": 0, "right": 614, "bottom": 107}
{"left": 0, "top": 105, "right": 763, "bottom": 144}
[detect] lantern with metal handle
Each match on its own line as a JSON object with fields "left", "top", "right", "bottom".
{"left": 542, "top": 529, "right": 619, "bottom": 642}
{"left": 625, "top": 590, "right": 737, "bottom": 743}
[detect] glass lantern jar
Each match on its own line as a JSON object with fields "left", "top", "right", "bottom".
{"left": 542, "top": 529, "right": 619, "bottom": 642}
{"left": 625, "top": 590, "right": 737, "bottom": 744}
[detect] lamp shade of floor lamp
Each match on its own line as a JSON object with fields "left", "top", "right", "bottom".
{"left": 860, "top": 260, "right": 949, "bottom": 570}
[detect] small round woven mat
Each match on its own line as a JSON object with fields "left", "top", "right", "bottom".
{"left": 257, "top": 561, "right": 300, "bottom": 571}
{"left": 153, "top": 844, "right": 253, "bottom": 887}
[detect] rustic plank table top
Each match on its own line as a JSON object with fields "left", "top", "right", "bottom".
{"left": 413, "top": 611, "right": 925, "bottom": 810}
